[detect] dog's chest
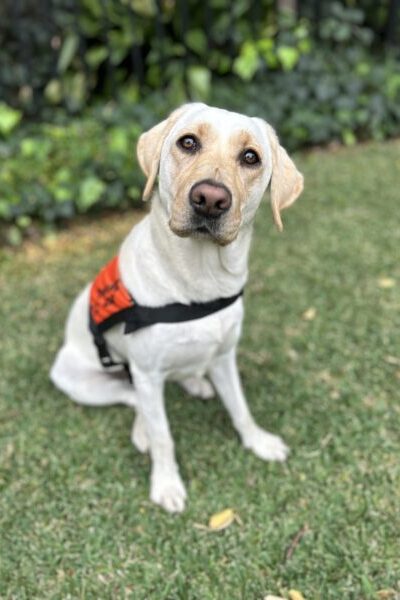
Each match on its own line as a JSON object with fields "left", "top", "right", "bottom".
{"left": 114, "top": 299, "right": 243, "bottom": 378}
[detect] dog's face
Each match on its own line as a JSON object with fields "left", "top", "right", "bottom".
{"left": 137, "top": 103, "right": 303, "bottom": 245}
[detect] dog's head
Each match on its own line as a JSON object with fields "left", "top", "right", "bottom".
{"left": 137, "top": 103, "right": 303, "bottom": 245}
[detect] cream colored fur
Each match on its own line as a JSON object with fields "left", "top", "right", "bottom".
{"left": 50, "top": 103, "right": 303, "bottom": 513}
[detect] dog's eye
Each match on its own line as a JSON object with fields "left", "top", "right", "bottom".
{"left": 177, "top": 135, "right": 200, "bottom": 153}
{"left": 241, "top": 149, "right": 261, "bottom": 166}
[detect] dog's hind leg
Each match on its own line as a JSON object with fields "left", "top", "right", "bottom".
{"left": 50, "top": 346, "right": 135, "bottom": 407}
{"left": 131, "top": 412, "right": 150, "bottom": 453}
{"left": 179, "top": 376, "right": 215, "bottom": 399}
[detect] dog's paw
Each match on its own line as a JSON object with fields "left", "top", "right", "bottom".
{"left": 242, "top": 425, "right": 289, "bottom": 462}
{"left": 150, "top": 469, "right": 187, "bottom": 513}
{"left": 131, "top": 414, "right": 149, "bottom": 454}
{"left": 180, "top": 376, "right": 215, "bottom": 399}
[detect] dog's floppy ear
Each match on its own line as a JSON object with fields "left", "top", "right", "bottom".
{"left": 266, "top": 123, "right": 304, "bottom": 231}
{"left": 137, "top": 106, "right": 188, "bottom": 201}
{"left": 256, "top": 120, "right": 304, "bottom": 232}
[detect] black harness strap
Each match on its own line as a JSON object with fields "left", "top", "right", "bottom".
{"left": 123, "top": 292, "right": 244, "bottom": 334}
{"left": 90, "top": 290, "right": 244, "bottom": 371}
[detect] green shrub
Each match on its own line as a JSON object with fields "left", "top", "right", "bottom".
{"left": 211, "top": 50, "right": 400, "bottom": 150}
{"left": 1, "top": 1, "right": 398, "bottom": 115}
{"left": 216, "top": 3, "right": 400, "bottom": 148}
{"left": 1, "top": 0, "right": 277, "bottom": 114}
{"left": 0, "top": 103, "right": 153, "bottom": 243}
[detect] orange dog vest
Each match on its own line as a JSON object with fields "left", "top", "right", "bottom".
{"left": 90, "top": 256, "right": 134, "bottom": 328}
{"left": 89, "top": 256, "right": 243, "bottom": 371}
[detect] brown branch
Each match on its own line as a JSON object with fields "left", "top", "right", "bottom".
{"left": 284, "top": 523, "right": 310, "bottom": 562}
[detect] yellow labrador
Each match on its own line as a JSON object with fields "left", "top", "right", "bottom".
{"left": 51, "top": 103, "right": 303, "bottom": 513}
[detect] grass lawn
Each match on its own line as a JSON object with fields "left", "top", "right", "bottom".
{"left": 0, "top": 140, "right": 399, "bottom": 600}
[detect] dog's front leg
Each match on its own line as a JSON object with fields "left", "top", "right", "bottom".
{"left": 208, "top": 349, "right": 289, "bottom": 462}
{"left": 132, "top": 369, "right": 187, "bottom": 513}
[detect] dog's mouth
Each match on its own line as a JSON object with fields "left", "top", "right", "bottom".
{"left": 174, "top": 215, "right": 222, "bottom": 241}
{"left": 169, "top": 218, "right": 238, "bottom": 246}
{"left": 195, "top": 225, "right": 209, "bottom": 234}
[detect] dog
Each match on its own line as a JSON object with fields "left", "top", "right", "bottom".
{"left": 50, "top": 103, "right": 304, "bottom": 513}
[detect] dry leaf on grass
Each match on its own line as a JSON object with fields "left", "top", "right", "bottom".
{"left": 377, "top": 590, "right": 399, "bottom": 599}
{"left": 302, "top": 307, "right": 317, "bottom": 321}
{"left": 287, "top": 348, "right": 299, "bottom": 362}
{"left": 288, "top": 590, "right": 306, "bottom": 600}
{"left": 384, "top": 355, "right": 400, "bottom": 366}
{"left": 264, "top": 596, "right": 285, "bottom": 600}
{"left": 208, "top": 508, "right": 236, "bottom": 531}
{"left": 378, "top": 277, "right": 396, "bottom": 289}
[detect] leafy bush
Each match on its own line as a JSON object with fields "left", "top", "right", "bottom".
{"left": 216, "top": 3, "right": 400, "bottom": 148}
{"left": 1, "top": 0, "right": 398, "bottom": 115}
{"left": 0, "top": 102, "right": 157, "bottom": 243}
{"left": 1, "top": 0, "right": 276, "bottom": 115}
{"left": 212, "top": 51, "right": 400, "bottom": 150}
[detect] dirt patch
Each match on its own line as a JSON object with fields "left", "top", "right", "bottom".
{"left": 3, "top": 209, "right": 147, "bottom": 264}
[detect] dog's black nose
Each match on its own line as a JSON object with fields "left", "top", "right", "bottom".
{"left": 189, "top": 181, "right": 232, "bottom": 218}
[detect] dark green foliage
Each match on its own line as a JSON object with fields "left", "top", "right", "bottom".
{"left": 212, "top": 49, "right": 400, "bottom": 150}
{"left": 213, "top": 2, "right": 400, "bottom": 148}
{"left": 0, "top": 0, "right": 398, "bottom": 114}
{"left": 0, "top": 102, "right": 148, "bottom": 242}
{"left": 0, "top": 0, "right": 277, "bottom": 115}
